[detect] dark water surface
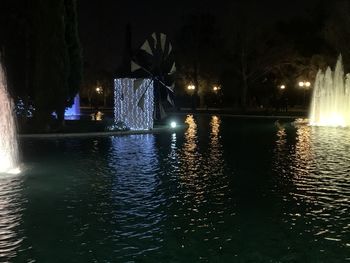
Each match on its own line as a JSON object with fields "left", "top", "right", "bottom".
{"left": 1, "top": 115, "right": 349, "bottom": 262}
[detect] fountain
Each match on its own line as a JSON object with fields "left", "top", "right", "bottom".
{"left": 309, "top": 55, "right": 350, "bottom": 127}
{"left": 65, "top": 94, "right": 80, "bottom": 120}
{"left": 0, "top": 63, "right": 19, "bottom": 174}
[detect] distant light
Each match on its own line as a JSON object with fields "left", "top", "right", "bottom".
{"left": 170, "top": 121, "right": 177, "bottom": 128}
{"left": 305, "top": 81, "right": 311, "bottom": 87}
{"left": 213, "top": 85, "right": 221, "bottom": 92}
{"left": 96, "top": 86, "right": 103, "bottom": 94}
{"left": 280, "top": 85, "right": 286, "bottom": 90}
{"left": 187, "top": 85, "right": 195, "bottom": 90}
{"left": 298, "top": 81, "right": 304, "bottom": 87}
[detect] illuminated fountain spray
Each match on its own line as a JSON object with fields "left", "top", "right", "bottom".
{"left": 309, "top": 56, "right": 350, "bottom": 127}
{"left": 65, "top": 94, "right": 80, "bottom": 120}
{"left": 0, "top": 64, "right": 19, "bottom": 174}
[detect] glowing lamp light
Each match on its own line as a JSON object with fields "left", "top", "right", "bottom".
{"left": 96, "top": 86, "right": 103, "bottom": 94}
{"left": 280, "top": 85, "right": 286, "bottom": 90}
{"left": 298, "top": 81, "right": 311, "bottom": 88}
{"left": 187, "top": 85, "right": 195, "bottom": 90}
{"left": 170, "top": 121, "right": 177, "bottom": 128}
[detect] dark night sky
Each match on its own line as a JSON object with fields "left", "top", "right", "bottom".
{"left": 77, "top": 0, "right": 319, "bottom": 74}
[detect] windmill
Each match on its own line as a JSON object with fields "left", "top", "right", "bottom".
{"left": 131, "top": 32, "right": 176, "bottom": 121}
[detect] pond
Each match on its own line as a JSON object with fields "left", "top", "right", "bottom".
{"left": 1, "top": 115, "right": 349, "bottom": 262}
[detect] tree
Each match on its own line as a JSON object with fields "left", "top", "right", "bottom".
{"left": 64, "top": 0, "right": 83, "bottom": 111}
{"left": 175, "top": 14, "right": 224, "bottom": 108}
{"left": 32, "top": 0, "right": 69, "bottom": 129}
{"left": 224, "top": 21, "right": 293, "bottom": 110}
{"left": 31, "top": 0, "right": 82, "bottom": 130}
{"left": 323, "top": 0, "right": 350, "bottom": 71}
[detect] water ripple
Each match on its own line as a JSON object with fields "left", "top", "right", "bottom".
{"left": 12, "top": 116, "right": 350, "bottom": 262}
{"left": 0, "top": 175, "right": 24, "bottom": 262}
{"left": 273, "top": 124, "right": 350, "bottom": 260}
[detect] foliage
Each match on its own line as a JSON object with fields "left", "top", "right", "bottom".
{"left": 64, "top": 0, "right": 83, "bottom": 109}
{"left": 175, "top": 14, "right": 224, "bottom": 107}
{"left": 31, "top": 0, "right": 69, "bottom": 127}
{"left": 323, "top": 0, "right": 350, "bottom": 71}
{"left": 222, "top": 14, "right": 294, "bottom": 109}
{"left": 29, "top": 0, "right": 82, "bottom": 129}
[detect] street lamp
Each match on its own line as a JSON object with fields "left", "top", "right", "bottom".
{"left": 187, "top": 84, "right": 196, "bottom": 110}
{"left": 96, "top": 86, "right": 103, "bottom": 94}
{"left": 298, "top": 81, "right": 311, "bottom": 88}
{"left": 280, "top": 84, "right": 286, "bottom": 90}
{"left": 187, "top": 84, "right": 195, "bottom": 90}
{"left": 298, "top": 81, "right": 311, "bottom": 106}
{"left": 213, "top": 85, "right": 221, "bottom": 92}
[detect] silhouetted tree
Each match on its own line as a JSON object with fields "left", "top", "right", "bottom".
{"left": 31, "top": 0, "right": 69, "bottom": 129}
{"left": 323, "top": 0, "right": 350, "bottom": 70}
{"left": 31, "top": 0, "right": 82, "bottom": 130}
{"left": 175, "top": 14, "right": 224, "bottom": 108}
{"left": 64, "top": 0, "right": 83, "bottom": 110}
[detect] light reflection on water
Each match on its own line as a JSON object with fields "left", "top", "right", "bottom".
{"left": 274, "top": 124, "right": 350, "bottom": 258}
{"left": 107, "top": 135, "right": 164, "bottom": 260}
{"left": 3, "top": 116, "right": 350, "bottom": 261}
{"left": 0, "top": 176, "right": 24, "bottom": 262}
{"left": 167, "top": 115, "right": 232, "bottom": 261}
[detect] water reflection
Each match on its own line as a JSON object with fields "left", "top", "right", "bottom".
{"left": 0, "top": 176, "right": 24, "bottom": 261}
{"left": 184, "top": 114, "right": 198, "bottom": 154}
{"left": 208, "top": 115, "right": 223, "bottom": 169}
{"left": 169, "top": 133, "right": 178, "bottom": 163}
{"left": 275, "top": 126, "right": 287, "bottom": 152}
{"left": 210, "top": 115, "right": 220, "bottom": 137}
{"left": 180, "top": 115, "right": 202, "bottom": 201}
{"left": 168, "top": 115, "right": 232, "bottom": 259}
{"left": 274, "top": 124, "right": 350, "bottom": 256}
{"left": 293, "top": 125, "right": 314, "bottom": 178}
{"left": 107, "top": 135, "right": 164, "bottom": 260}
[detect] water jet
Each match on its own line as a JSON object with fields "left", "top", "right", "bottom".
{"left": 0, "top": 63, "right": 19, "bottom": 174}
{"left": 309, "top": 55, "right": 350, "bottom": 127}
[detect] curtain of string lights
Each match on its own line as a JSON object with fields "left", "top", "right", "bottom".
{"left": 114, "top": 78, "right": 154, "bottom": 130}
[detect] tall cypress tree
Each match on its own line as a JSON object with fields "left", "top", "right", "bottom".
{"left": 64, "top": 0, "right": 82, "bottom": 109}
{"left": 31, "top": 0, "right": 82, "bottom": 130}
{"left": 32, "top": 0, "right": 68, "bottom": 129}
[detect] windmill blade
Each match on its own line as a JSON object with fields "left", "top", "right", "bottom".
{"left": 166, "top": 83, "right": 175, "bottom": 93}
{"left": 167, "top": 43, "right": 172, "bottom": 55}
{"left": 167, "top": 93, "right": 174, "bottom": 106}
{"left": 134, "top": 79, "right": 143, "bottom": 92}
{"left": 140, "top": 40, "right": 153, "bottom": 55}
{"left": 137, "top": 92, "right": 145, "bottom": 111}
{"left": 159, "top": 101, "right": 166, "bottom": 119}
{"left": 152, "top": 32, "right": 157, "bottom": 47}
{"left": 169, "top": 62, "right": 176, "bottom": 75}
{"left": 131, "top": 60, "right": 142, "bottom": 72}
{"left": 160, "top": 33, "right": 167, "bottom": 52}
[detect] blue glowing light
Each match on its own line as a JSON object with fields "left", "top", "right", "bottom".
{"left": 65, "top": 94, "right": 80, "bottom": 120}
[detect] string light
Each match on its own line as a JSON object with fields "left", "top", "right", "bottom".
{"left": 114, "top": 78, "right": 154, "bottom": 130}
